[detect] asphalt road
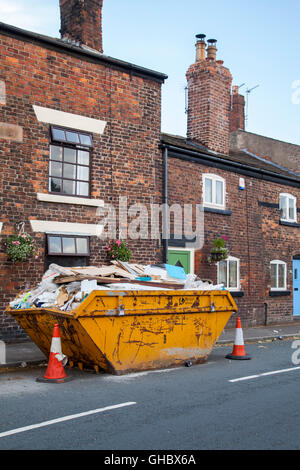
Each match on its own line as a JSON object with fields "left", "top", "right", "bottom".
{"left": 0, "top": 339, "right": 300, "bottom": 452}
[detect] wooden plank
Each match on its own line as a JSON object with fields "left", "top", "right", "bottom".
{"left": 54, "top": 275, "right": 184, "bottom": 289}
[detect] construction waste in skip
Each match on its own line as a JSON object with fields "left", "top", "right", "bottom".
{"left": 6, "top": 261, "right": 237, "bottom": 374}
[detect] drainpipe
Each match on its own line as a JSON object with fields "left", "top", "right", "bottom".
{"left": 163, "top": 146, "right": 169, "bottom": 263}
{"left": 264, "top": 303, "right": 268, "bottom": 326}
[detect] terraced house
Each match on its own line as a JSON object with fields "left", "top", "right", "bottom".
{"left": 0, "top": 1, "right": 299, "bottom": 341}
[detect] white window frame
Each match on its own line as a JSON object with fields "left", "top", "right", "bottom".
{"left": 279, "top": 193, "right": 297, "bottom": 223}
{"left": 270, "top": 260, "right": 287, "bottom": 291}
{"left": 203, "top": 174, "right": 226, "bottom": 210}
{"left": 217, "top": 256, "right": 240, "bottom": 291}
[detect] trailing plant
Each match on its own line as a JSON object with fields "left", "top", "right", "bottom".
{"left": 5, "top": 232, "right": 37, "bottom": 263}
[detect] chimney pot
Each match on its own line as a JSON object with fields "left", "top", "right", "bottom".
{"left": 207, "top": 38, "right": 217, "bottom": 61}
{"left": 195, "top": 34, "right": 207, "bottom": 62}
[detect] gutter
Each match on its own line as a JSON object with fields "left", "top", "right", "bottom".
{"left": 161, "top": 142, "right": 300, "bottom": 188}
{"left": 0, "top": 22, "right": 168, "bottom": 84}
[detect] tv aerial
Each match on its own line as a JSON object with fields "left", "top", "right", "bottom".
{"left": 245, "top": 84, "right": 259, "bottom": 129}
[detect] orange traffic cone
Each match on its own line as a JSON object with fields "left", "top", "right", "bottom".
{"left": 37, "top": 323, "right": 72, "bottom": 383}
{"left": 226, "top": 317, "right": 251, "bottom": 360}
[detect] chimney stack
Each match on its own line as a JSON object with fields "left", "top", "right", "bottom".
{"left": 186, "top": 34, "right": 232, "bottom": 155}
{"left": 230, "top": 85, "right": 245, "bottom": 132}
{"left": 59, "top": 0, "right": 103, "bottom": 53}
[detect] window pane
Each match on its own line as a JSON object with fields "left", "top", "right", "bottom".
{"left": 66, "top": 131, "right": 80, "bottom": 144}
{"left": 216, "top": 180, "right": 223, "bottom": 205}
{"left": 270, "top": 263, "right": 277, "bottom": 288}
{"left": 79, "top": 134, "right": 92, "bottom": 146}
{"left": 63, "top": 163, "right": 76, "bottom": 179}
{"left": 64, "top": 148, "right": 76, "bottom": 163}
{"left": 78, "top": 150, "right": 90, "bottom": 166}
{"left": 50, "top": 145, "right": 63, "bottom": 161}
{"left": 205, "top": 178, "right": 212, "bottom": 203}
{"left": 50, "top": 178, "right": 62, "bottom": 193}
{"left": 52, "top": 128, "right": 66, "bottom": 141}
{"left": 278, "top": 263, "right": 285, "bottom": 289}
{"left": 50, "top": 161, "right": 62, "bottom": 178}
{"left": 219, "top": 261, "right": 227, "bottom": 286}
{"left": 289, "top": 198, "right": 295, "bottom": 220}
{"left": 62, "top": 237, "right": 76, "bottom": 254}
{"left": 76, "top": 238, "right": 88, "bottom": 254}
{"left": 77, "top": 166, "right": 89, "bottom": 181}
{"left": 229, "top": 260, "right": 238, "bottom": 288}
{"left": 77, "top": 181, "right": 89, "bottom": 196}
{"left": 63, "top": 179, "right": 76, "bottom": 195}
{"left": 48, "top": 236, "right": 61, "bottom": 254}
{"left": 280, "top": 196, "right": 288, "bottom": 220}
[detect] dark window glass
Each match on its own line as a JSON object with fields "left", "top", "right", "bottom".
{"left": 47, "top": 235, "right": 89, "bottom": 256}
{"left": 66, "top": 131, "right": 80, "bottom": 144}
{"left": 49, "top": 127, "right": 92, "bottom": 197}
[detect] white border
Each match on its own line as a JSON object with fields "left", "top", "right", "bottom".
{"left": 270, "top": 259, "right": 287, "bottom": 291}
{"left": 0, "top": 222, "right": 2, "bottom": 234}
{"left": 37, "top": 193, "right": 104, "bottom": 207}
{"left": 33, "top": 105, "right": 107, "bottom": 135}
{"left": 30, "top": 220, "right": 103, "bottom": 237}
{"left": 279, "top": 193, "right": 297, "bottom": 223}
{"left": 202, "top": 173, "right": 226, "bottom": 210}
{"left": 217, "top": 256, "right": 240, "bottom": 291}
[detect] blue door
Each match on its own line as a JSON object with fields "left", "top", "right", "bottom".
{"left": 293, "top": 260, "right": 300, "bottom": 316}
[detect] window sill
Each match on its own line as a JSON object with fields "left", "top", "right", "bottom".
{"left": 230, "top": 291, "right": 244, "bottom": 297}
{"left": 204, "top": 207, "right": 232, "bottom": 216}
{"left": 279, "top": 220, "right": 300, "bottom": 228}
{"left": 37, "top": 193, "right": 104, "bottom": 207}
{"left": 269, "top": 290, "right": 291, "bottom": 297}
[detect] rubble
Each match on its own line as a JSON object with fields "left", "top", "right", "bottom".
{"left": 9, "top": 261, "right": 225, "bottom": 312}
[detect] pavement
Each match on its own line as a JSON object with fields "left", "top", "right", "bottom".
{"left": 1, "top": 320, "right": 300, "bottom": 370}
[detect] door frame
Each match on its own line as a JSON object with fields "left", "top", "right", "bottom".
{"left": 167, "top": 247, "right": 195, "bottom": 274}
{"left": 293, "top": 257, "right": 300, "bottom": 316}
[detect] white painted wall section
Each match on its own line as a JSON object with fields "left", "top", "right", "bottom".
{"left": 33, "top": 105, "right": 107, "bottom": 135}
{"left": 37, "top": 193, "right": 104, "bottom": 207}
{"left": 30, "top": 220, "right": 103, "bottom": 237}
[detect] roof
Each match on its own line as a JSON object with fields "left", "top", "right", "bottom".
{"left": 161, "top": 133, "right": 300, "bottom": 187}
{"left": 0, "top": 22, "right": 168, "bottom": 83}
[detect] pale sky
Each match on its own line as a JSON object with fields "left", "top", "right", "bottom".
{"left": 1, "top": 0, "right": 300, "bottom": 147}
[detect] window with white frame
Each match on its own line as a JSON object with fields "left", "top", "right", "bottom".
{"left": 203, "top": 174, "right": 225, "bottom": 209}
{"left": 218, "top": 256, "right": 240, "bottom": 291}
{"left": 49, "top": 126, "right": 93, "bottom": 198}
{"left": 279, "top": 193, "right": 297, "bottom": 223}
{"left": 270, "top": 260, "right": 287, "bottom": 290}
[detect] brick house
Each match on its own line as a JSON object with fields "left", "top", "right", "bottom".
{"left": 0, "top": 0, "right": 167, "bottom": 341}
{"left": 0, "top": 3, "right": 299, "bottom": 341}
{"left": 162, "top": 35, "right": 300, "bottom": 327}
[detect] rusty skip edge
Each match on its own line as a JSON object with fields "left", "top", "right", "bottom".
{"left": 6, "top": 304, "right": 237, "bottom": 318}
{"left": 5, "top": 289, "right": 237, "bottom": 318}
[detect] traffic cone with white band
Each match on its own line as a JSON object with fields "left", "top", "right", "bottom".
{"left": 226, "top": 316, "right": 251, "bottom": 360}
{"left": 37, "top": 323, "right": 72, "bottom": 383}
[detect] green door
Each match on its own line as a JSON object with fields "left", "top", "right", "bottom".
{"left": 168, "top": 250, "right": 191, "bottom": 274}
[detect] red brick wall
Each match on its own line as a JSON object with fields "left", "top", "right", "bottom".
{"left": 0, "top": 33, "right": 164, "bottom": 340}
{"left": 168, "top": 156, "right": 300, "bottom": 327}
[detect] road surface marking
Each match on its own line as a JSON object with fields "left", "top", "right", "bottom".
{"left": 229, "top": 366, "right": 300, "bottom": 383}
{"left": 0, "top": 402, "right": 136, "bottom": 439}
